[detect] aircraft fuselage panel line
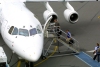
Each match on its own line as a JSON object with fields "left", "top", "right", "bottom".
{"left": 75, "top": 52, "right": 100, "bottom": 67}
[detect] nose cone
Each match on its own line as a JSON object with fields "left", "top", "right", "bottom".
{"left": 25, "top": 47, "right": 42, "bottom": 62}
{"left": 14, "top": 34, "right": 43, "bottom": 62}
{"left": 25, "top": 35, "right": 43, "bottom": 62}
{"left": 24, "top": 35, "right": 43, "bottom": 62}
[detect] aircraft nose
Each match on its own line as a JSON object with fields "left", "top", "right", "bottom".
{"left": 26, "top": 47, "right": 42, "bottom": 62}
{"left": 24, "top": 35, "right": 43, "bottom": 62}
{"left": 14, "top": 34, "right": 43, "bottom": 62}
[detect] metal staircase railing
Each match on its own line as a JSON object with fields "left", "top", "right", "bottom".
{"left": 42, "top": 19, "right": 80, "bottom": 58}
{"left": 59, "top": 29, "right": 80, "bottom": 53}
{"left": 45, "top": 24, "right": 80, "bottom": 53}
{"left": 57, "top": 39, "right": 79, "bottom": 53}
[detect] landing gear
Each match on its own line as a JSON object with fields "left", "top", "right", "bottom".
{"left": 25, "top": 61, "right": 34, "bottom": 67}
{"left": 29, "top": 62, "right": 34, "bottom": 67}
{"left": 41, "top": 56, "right": 46, "bottom": 60}
{"left": 25, "top": 62, "right": 29, "bottom": 67}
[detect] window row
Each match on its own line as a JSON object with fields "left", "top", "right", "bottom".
{"left": 8, "top": 25, "right": 42, "bottom": 36}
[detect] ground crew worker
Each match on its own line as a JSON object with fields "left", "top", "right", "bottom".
{"left": 93, "top": 43, "right": 100, "bottom": 62}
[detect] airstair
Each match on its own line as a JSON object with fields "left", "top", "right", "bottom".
{"left": 57, "top": 39, "right": 79, "bottom": 53}
{"left": 42, "top": 17, "right": 100, "bottom": 67}
{"left": 42, "top": 21, "right": 80, "bottom": 58}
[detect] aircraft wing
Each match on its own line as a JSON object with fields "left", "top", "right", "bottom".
{"left": 26, "top": 0, "right": 98, "bottom": 2}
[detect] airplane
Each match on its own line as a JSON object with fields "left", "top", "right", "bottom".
{"left": 0, "top": 0, "right": 79, "bottom": 62}
{"left": 0, "top": 0, "right": 44, "bottom": 62}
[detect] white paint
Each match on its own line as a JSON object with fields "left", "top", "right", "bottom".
{"left": 0, "top": 0, "right": 44, "bottom": 62}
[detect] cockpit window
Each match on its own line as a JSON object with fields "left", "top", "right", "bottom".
{"left": 29, "top": 28, "right": 37, "bottom": 36}
{"left": 37, "top": 25, "right": 42, "bottom": 34}
{"left": 8, "top": 26, "right": 14, "bottom": 34}
{"left": 9, "top": 26, "right": 41, "bottom": 36}
{"left": 12, "top": 27, "right": 18, "bottom": 35}
{"left": 19, "top": 29, "right": 29, "bottom": 36}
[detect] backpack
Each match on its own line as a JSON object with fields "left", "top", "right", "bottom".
{"left": 97, "top": 48, "right": 100, "bottom": 53}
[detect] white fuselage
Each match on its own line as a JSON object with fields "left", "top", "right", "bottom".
{"left": 0, "top": 1, "right": 43, "bottom": 62}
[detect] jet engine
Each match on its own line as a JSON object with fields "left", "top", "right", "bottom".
{"left": 43, "top": 10, "right": 57, "bottom": 22}
{"left": 64, "top": 9, "right": 78, "bottom": 24}
{"left": 43, "top": 2, "right": 58, "bottom": 22}
{"left": 64, "top": 2, "right": 79, "bottom": 24}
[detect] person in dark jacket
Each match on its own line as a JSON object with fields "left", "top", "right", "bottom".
{"left": 54, "top": 19, "right": 62, "bottom": 38}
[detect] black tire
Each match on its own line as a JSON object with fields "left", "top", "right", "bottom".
{"left": 41, "top": 56, "right": 46, "bottom": 60}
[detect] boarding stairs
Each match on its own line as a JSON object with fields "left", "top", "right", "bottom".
{"left": 43, "top": 24, "right": 100, "bottom": 67}
{"left": 42, "top": 17, "right": 100, "bottom": 66}
{"left": 57, "top": 39, "right": 79, "bottom": 53}
{"left": 47, "top": 26, "right": 80, "bottom": 53}
{"left": 42, "top": 22, "right": 80, "bottom": 57}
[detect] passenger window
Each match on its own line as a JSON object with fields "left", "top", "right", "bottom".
{"left": 8, "top": 26, "right": 14, "bottom": 34}
{"left": 12, "top": 27, "right": 18, "bottom": 35}
{"left": 30, "top": 28, "right": 37, "bottom": 36}
{"left": 37, "top": 25, "right": 42, "bottom": 34}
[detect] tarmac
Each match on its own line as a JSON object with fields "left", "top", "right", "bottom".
{"left": 1, "top": 1, "right": 100, "bottom": 67}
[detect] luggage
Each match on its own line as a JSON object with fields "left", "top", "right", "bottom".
{"left": 69, "top": 39, "right": 74, "bottom": 44}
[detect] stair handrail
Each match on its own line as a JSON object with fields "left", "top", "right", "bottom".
{"left": 46, "top": 25, "right": 79, "bottom": 43}
{"left": 46, "top": 24, "right": 80, "bottom": 52}
{"left": 59, "top": 29, "right": 79, "bottom": 43}
{"left": 52, "top": 28, "right": 79, "bottom": 51}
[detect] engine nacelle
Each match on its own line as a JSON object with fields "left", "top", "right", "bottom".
{"left": 43, "top": 10, "right": 57, "bottom": 22}
{"left": 64, "top": 9, "right": 78, "bottom": 24}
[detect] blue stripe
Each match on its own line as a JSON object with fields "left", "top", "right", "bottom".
{"left": 75, "top": 52, "right": 100, "bottom": 67}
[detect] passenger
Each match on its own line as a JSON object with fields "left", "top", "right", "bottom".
{"left": 93, "top": 43, "right": 100, "bottom": 62}
{"left": 66, "top": 30, "right": 73, "bottom": 45}
{"left": 54, "top": 19, "right": 62, "bottom": 38}
{"left": 54, "top": 19, "right": 60, "bottom": 27}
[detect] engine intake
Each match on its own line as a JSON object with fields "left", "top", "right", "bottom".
{"left": 64, "top": 9, "right": 78, "bottom": 24}
{"left": 43, "top": 10, "right": 57, "bottom": 23}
